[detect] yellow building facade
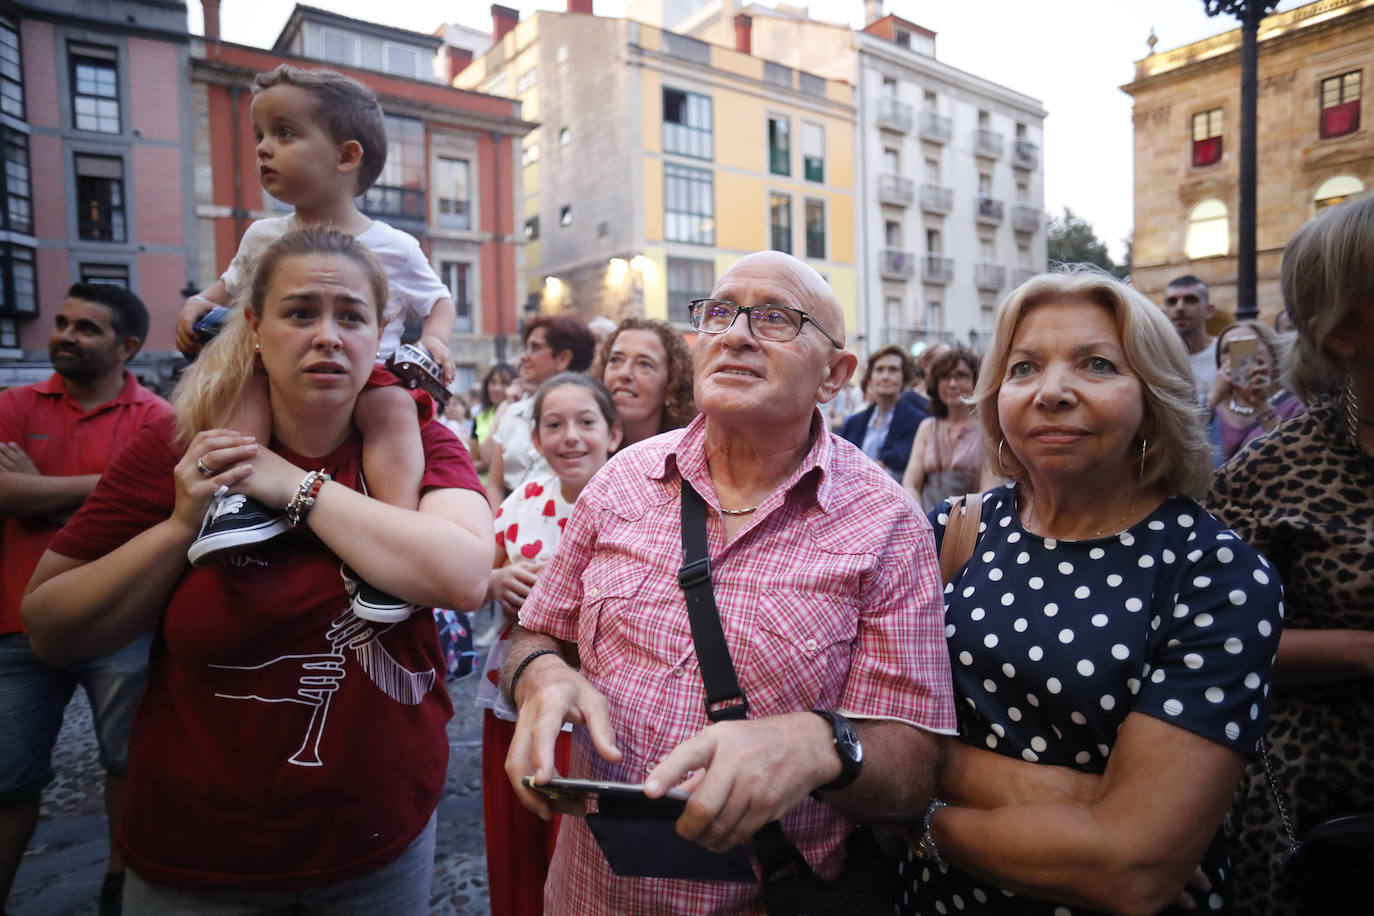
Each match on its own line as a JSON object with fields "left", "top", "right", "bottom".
{"left": 457, "top": 11, "right": 857, "bottom": 335}
{"left": 1121, "top": 0, "right": 1374, "bottom": 323}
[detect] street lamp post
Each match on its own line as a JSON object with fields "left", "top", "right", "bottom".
{"left": 1202, "top": 0, "right": 1280, "bottom": 320}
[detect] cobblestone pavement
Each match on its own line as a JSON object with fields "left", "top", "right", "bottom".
{"left": 8, "top": 650, "right": 493, "bottom": 915}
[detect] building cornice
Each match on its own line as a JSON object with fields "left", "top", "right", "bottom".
{"left": 1122, "top": 0, "right": 1374, "bottom": 94}
{"left": 190, "top": 42, "right": 536, "bottom": 136}
{"left": 857, "top": 33, "right": 1045, "bottom": 118}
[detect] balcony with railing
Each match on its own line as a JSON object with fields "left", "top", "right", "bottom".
{"left": 922, "top": 254, "right": 954, "bottom": 285}
{"left": 975, "top": 195, "right": 1004, "bottom": 225}
{"left": 877, "top": 97, "right": 913, "bottom": 133}
{"left": 919, "top": 184, "right": 953, "bottom": 215}
{"left": 1012, "top": 206, "right": 1042, "bottom": 233}
{"left": 1013, "top": 139, "right": 1040, "bottom": 169}
{"left": 975, "top": 262, "right": 1007, "bottom": 291}
{"left": 879, "top": 247, "right": 916, "bottom": 280}
{"left": 878, "top": 174, "right": 914, "bottom": 207}
{"left": 974, "top": 128, "right": 1004, "bottom": 159}
{"left": 918, "top": 110, "right": 951, "bottom": 144}
{"left": 1012, "top": 267, "right": 1039, "bottom": 287}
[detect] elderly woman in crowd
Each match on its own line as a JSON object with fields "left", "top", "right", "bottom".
{"left": 593, "top": 317, "right": 696, "bottom": 449}
{"left": 22, "top": 229, "right": 492, "bottom": 912}
{"left": 487, "top": 315, "right": 596, "bottom": 512}
{"left": 898, "top": 268, "right": 1284, "bottom": 916}
{"left": 841, "top": 344, "right": 924, "bottom": 480}
{"left": 1210, "top": 194, "right": 1374, "bottom": 915}
{"left": 1204, "top": 320, "right": 1304, "bottom": 465}
{"left": 902, "top": 345, "right": 989, "bottom": 510}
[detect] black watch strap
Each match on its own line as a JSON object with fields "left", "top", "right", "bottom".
{"left": 812, "top": 709, "right": 863, "bottom": 792}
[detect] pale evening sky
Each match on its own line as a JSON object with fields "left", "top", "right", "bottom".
{"left": 185, "top": 1, "right": 1304, "bottom": 261}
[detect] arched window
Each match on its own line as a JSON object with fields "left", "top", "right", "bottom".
{"left": 1185, "top": 199, "right": 1229, "bottom": 259}
{"left": 1314, "top": 175, "right": 1364, "bottom": 211}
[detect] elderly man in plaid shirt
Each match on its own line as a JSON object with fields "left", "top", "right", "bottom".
{"left": 502, "top": 250, "right": 957, "bottom": 914}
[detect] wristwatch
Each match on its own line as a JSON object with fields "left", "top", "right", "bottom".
{"left": 811, "top": 709, "right": 863, "bottom": 792}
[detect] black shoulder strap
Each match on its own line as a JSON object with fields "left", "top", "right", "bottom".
{"left": 678, "top": 480, "right": 749, "bottom": 722}
{"left": 677, "top": 480, "right": 810, "bottom": 885}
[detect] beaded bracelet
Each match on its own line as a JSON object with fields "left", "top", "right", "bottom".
{"left": 912, "top": 797, "right": 948, "bottom": 868}
{"left": 285, "top": 470, "right": 331, "bottom": 527}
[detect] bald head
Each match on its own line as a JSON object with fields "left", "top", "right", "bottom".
{"left": 717, "top": 251, "right": 846, "bottom": 347}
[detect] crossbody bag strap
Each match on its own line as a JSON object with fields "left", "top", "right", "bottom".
{"left": 678, "top": 480, "right": 749, "bottom": 723}
{"left": 938, "top": 492, "right": 983, "bottom": 584}
{"left": 677, "top": 480, "right": 815, "bottom": 884}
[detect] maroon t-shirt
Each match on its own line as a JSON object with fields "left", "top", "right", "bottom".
{"left": 50, "top": 415, "right": 482, "bottom": 889}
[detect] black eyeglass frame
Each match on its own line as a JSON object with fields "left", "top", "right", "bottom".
{"left": 688, "top": 298, "right": 844, "bottom": 350}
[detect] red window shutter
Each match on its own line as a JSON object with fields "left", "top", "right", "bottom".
{"left": 1192, "top": 135, "right": 1223, "bottom": 167}
{"left": 1320, "top": 99, "right": 1360, "bottom": 139}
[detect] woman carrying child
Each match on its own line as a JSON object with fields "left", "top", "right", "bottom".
{"left": 23, "top": 228, "right": 492, "bottom": 913}
{"left": 174, "top": 64, "right": 459, "bottom": 622}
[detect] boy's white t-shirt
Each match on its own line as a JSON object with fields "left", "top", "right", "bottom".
{"left": 220, "top": 215, "right": 450, "bottom": 360}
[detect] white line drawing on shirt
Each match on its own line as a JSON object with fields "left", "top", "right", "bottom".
{"left": 210, "top": 603, "right": 436, "bottom": 768}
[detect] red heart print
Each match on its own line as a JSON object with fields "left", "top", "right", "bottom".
{"left": 494, "top": 507, "right": 503, "bottom": 520}
{"left": 506, "top": 523, "right": 518, "bottom": 542}
{"left": 558, "top": 518, "right": 567, "bottom": 531}
{"left": 495, "top": 529, "right": 506, "bottom": 546}
{"left": 543, "top": 499, "right": 556, "bottom": 517}
{"left": 525, "top": 482, "right": 544, "bottom": 498}
{"left": 521, "top": 540, "right": 542, "bottom": 559}
{"left": 486, "top": 670, "right": 500, "bottom": 684}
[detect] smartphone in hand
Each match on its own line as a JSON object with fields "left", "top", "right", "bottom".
{"left": 522, "top": 776, "right": 690, "bottom": 817}
{"left": 1228, "top": 336, "right": 1258, "bottom": 386}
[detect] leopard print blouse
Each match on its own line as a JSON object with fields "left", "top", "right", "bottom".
{"left": 1209, "top": 395, "right": 1374, "bottom": 916}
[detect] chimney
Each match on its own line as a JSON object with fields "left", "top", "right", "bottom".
{"left": 567, "top": 0, "right": 594, "bottom": 13}
{"left": 203, "top": 0, "right": 222, "bottom": 40}
{"left": 444, "top": 46, "right": 474, "bottom": 83}
{"left": 492, "top": 4, "right": 519, "bottom": 44}
{"left": 734, "top": 13, "right": 752, "bottom": 54}
{"left": 864, "top": 0, "right": 882, "bottom": 26}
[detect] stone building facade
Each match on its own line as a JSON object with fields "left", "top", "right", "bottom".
{"left": 1122, "top": 0, "right": 1374, "bottom": 324}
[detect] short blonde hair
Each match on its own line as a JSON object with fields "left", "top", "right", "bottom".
{"left": 174, "top": 229, "right": 388, "bottom": 439}
{"left": 974, "top": 266, "right": 1212, "bottom": 500}
{"left": 1280, "top": 193, "right": 1374, "bottom": 402}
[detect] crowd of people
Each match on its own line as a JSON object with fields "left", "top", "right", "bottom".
{"left": 1, "top": 58, "right": 1369, "bottom": 916}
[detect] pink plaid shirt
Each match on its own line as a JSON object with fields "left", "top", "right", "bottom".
{"left": 520, "top": 411, "right": 956, "bottom": 915}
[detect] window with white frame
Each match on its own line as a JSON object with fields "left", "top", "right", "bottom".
{"left": 383, "top": 43, "right": 422, "bottom": 79}
{"left": 435, "top": 157, "right": 470, "bottom": 230}
{"left": 71, "top": 45, "right": 119, "bottom": 134}
{"left": 441, "top": 261, "right": 472, "bottom": 332}
{"left": 321, "top": 28, "right": 360, "bottom": 67}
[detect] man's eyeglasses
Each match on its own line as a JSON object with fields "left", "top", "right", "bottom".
{"left": 688, "top": 298, "right": 843, "bottom": 349}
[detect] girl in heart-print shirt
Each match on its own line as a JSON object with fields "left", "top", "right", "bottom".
{"left": 476, "top": 373, "right": 621, "bottom": 916}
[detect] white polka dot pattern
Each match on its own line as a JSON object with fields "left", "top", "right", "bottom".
{"left": 899, "top": 486, "right": 1286, "bottom": 916}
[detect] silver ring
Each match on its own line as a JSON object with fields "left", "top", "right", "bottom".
{"left": 196, "top": 458, "right": 215, "bottom": 477}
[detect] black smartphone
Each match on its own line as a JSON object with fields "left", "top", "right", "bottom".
{"left": 522, "top": 776, "right": 690, "bottom": 814}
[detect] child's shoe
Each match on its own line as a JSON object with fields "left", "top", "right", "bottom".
{"left": 188, "top": 490, "right": 290, "bottom": 566}
{"left": 351, "top": 581, "right": 417, "bottom": 623}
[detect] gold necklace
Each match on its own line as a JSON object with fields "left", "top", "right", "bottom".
{"left": 719, "top": 504, "right": 761, "bottom": 516}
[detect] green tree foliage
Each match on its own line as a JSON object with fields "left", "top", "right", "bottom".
{"left": 1047, "top": 208, "right": 1126, "bottom": 278}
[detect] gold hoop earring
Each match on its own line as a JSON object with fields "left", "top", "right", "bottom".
{"left": 1139, "top": 438, "right": 1148, "bottom": 478}
{"left": 997, "top": 438, "right": 1007, "bottom": 473}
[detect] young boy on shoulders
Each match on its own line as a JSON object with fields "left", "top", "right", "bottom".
{"left": 175, "top": 65, "right": 457, "bottom": 621}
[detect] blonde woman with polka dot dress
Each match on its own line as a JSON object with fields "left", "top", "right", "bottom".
{"left": 897, "top": 270, "right": 1284, "bottom": 916}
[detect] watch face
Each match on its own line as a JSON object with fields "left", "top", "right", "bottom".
{"left": 839, "top": 720, "right": 863, "bottom": 765}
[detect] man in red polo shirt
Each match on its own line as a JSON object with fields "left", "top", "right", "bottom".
{"left": 0, "top": 283, "right": 171, "bottom": 915}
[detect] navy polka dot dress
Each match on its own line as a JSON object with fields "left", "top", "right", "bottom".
{"left": 897, "top": 484, "right": 1284, "bottom": 916}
